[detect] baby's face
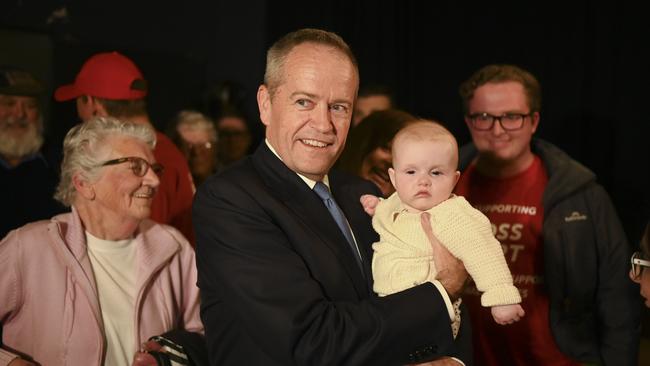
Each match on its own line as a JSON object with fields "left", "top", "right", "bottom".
{"left": 389, "top": 139, "right": 459, "bottom": 212}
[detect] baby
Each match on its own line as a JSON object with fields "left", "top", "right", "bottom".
{"left": 361, "top": 121, "right": 524, "bottom": 332}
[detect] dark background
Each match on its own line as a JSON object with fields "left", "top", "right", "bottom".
{"left": 1, "top": 0, "right": 649, "bottom": 246}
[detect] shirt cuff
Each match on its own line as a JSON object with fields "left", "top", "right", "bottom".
{"left": 0, "top": 348, "right": 20, "bottom": 365}
{"left": 451, "top": 356, "right": 466, "bottom": 365}
{"left": 431, "top": 280, "right": 456, "bottom": 320}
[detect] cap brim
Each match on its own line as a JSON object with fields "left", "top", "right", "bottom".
{"left": 54, "top": 84, "right": 81, "bottom": 101}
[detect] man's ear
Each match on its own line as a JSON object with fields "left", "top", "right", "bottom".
{"left": 72, "top": 172, "right": 95, "bottom": 200}
{"left": 92, "top": 97, "right": 109, "bottom": 117}
{"left": 388, "top": 167, "right": 397, "bottom": 188}
{"left": 530, "top": 111, "right": 540, "bottom": 134}
{"left": 257, "top": 85, "right": 271, "bottom": 127}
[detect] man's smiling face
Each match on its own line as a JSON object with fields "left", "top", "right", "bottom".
{"left": 258, "top": 42, "right": 358, "bottom": 181}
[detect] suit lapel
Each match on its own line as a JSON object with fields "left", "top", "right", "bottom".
{"left": 252, "top": 144, "right": 368, "bottom": 296}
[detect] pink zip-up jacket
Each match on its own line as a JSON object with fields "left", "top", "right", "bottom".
{"left": 0, "top": 208, "right": 203, "bottom": 365}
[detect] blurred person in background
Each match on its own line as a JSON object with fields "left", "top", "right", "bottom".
{"left": 214, "top": 106, "right": 251, "bottom": 168}
{"left": 456, "top": 64, "right": 639, "bottom": 365}
{"left": 168, "top": 110, "right": 218, "bottom": 187}
{"left": 337, "top": 109, "right": 417, "bottom": 197}
{"left": 0, "top": 66, "right": 65, "bottom": 238}
{"left": 352, "top": 83, "right": 394, "bottom": 126}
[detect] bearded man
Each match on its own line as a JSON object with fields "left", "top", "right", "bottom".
{"left": 0, "top": 66, "right": 64, "bottom": 238}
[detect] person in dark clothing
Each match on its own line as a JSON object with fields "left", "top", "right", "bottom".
{"left": 0, "top": 66, "right": 65, "bottom": 238}
{"left": 193, "top": 28, "right": 472, "bottom": 365}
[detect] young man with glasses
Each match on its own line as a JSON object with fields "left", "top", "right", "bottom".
{"left": 454, "top": 64, "right": 640, "bottom": 365}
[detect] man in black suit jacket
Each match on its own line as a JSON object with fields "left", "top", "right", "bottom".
{"left": 193, "top": 28, "right": 471, "bottom": 365}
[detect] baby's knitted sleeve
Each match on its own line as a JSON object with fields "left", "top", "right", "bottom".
{"left": 431, "top": 196, "right": 521, "bottom": 307}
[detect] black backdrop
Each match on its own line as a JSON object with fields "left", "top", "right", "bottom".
{"left": 1, "top": 0, "right": 648, "bottom": 244}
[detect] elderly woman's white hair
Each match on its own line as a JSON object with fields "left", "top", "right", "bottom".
{"left": 54, "top": 116, "right": 156, "bottom": 206}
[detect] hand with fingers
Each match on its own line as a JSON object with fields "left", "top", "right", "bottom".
{"left": 420, "top": 212, "right": 468, "bottom": 300}
{"left": 132, "top": 340, "right": 165, "bottom": 366}
{"left": 491, "top": 303, "right": 525, "bottom": 325}
{"left": 360, "top": 194, "right": 381, "bottom": 216}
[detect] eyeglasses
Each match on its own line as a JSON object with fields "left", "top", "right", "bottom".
{"left": 467, "top": 112, "right": 531, "bottom": 131}
{"left": 186, "top": 141, "right": 214, "bottom": 151}
{"left": 631, "top": 252, "right": 650, "bottom": 279}
{"left": 99, "top": 156, "right": 164, "bottom": 177}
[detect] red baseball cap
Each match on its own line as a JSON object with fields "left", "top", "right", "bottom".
{"left": 54, "top": 51, "right": 148, "bottom": 101}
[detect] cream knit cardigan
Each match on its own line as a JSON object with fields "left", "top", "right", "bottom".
{"left": 371, "top": 193, "right": 521, "bottom": 307}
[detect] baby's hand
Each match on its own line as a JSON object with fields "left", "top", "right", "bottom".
{"left": 491, "top": 304, "right": 525, "bottom": 325}
{"left": 360, "top": 194, "right": 380, "bottom": 216}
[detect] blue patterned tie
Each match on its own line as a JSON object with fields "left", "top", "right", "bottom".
{"left": 313, "top": 181, "right": 363, "bottom": 271}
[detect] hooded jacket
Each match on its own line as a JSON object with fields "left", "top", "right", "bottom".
{"left": 0, "top": 209, "right": 202, "bottom": 365}
{"left": 459, "top": 138, "right": 640, "bottom": 365}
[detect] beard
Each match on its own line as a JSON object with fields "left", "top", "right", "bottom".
{"left": 0, "top": 116, "right": 44, "bottom": 160}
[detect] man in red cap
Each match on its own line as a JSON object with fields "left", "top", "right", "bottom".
{"left": 55, "top": 51, "right": 195, "bottom": 244}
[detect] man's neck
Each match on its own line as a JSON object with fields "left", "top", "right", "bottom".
{"left": 265, "top": 139, "right": 327, "bottom": 188}
{"left": 474, "top": 151, "right": 535, "bottom": 178}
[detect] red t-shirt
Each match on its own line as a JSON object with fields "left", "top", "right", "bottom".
{"left": 151, "top": 131, "right": 195, "bottom": 245}
{"left": 455, "top": 156, "right": 578, "bottom": 366}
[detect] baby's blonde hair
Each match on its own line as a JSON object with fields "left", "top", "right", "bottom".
{"left": 392, "top": 120, "right": 459, "bottom": 168}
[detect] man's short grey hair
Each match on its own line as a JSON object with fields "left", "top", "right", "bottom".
{"left": 264, "top": 28, "right": 358, "bottom": 97}
{"left": 54, "top": 116, "right": 156, "bottom": 206}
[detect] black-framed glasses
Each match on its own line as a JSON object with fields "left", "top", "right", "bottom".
{"left": 467, "top": 112, "right": 532, "bottom": 131}
{"left": 631, "top": 251, "right": 650, "bottom": 279}
{"left": 99, "top": 156, "right": 164, "bottom": 177}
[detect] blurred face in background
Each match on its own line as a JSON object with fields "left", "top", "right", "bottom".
{"left": 353, "top": 94, "right": 391, "bottom": 126}
{"left": 630, "top": 225, "right": 650, "bottom": 308}
{"left": 217, "top": 116, "right": 251, "bottom": 165}
{"left": 0, "top": 94, "right": 43, "bottom": 162}
{"left": 360, "top": 144, "right": 393, "bottom": 197}
{"left": 177, "top": 124, "right": 217, "bottom": 185}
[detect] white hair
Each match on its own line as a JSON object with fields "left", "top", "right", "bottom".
{"left": 54, "top": 116, "right": 156, "bottom": 206}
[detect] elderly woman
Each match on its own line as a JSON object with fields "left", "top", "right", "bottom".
{"left": 0, "top": 117, "right": 202, "bottom": 365}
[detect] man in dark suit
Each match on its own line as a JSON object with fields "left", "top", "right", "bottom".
{"left": 193, "top": 28, "right": 471, "bottom": 365}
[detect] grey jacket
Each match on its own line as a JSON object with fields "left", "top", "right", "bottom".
{"left": 459, "top": 138, "right": 640, "bottom": 366}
